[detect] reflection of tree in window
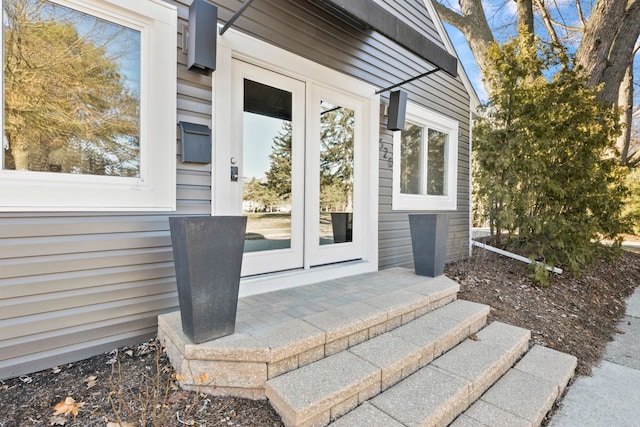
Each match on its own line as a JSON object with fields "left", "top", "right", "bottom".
{"left": 400, "top": 123, "right": 423, "bottom": 195}
{"left": 427, "top": 129, "right": 447, "bottom": 196}
{"left": 320, "top": 101, "right": 354, "bottom": 212}
{"left": 3, "top": 0, "right": 140, "bottom": 176}
{"left": 265, "top": 121, "right": 292, "bottom": 202}
{"left": 243, "top": 121, "right": 293, "bottom": 212}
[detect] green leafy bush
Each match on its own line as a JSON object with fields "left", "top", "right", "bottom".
{"left": 473, "top": 39, "right": 630, "bottom": 281}
{"left": 624, "top": 168, "right": 640, "bottom": 235}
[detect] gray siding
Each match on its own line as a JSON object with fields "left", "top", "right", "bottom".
{"left": 0, "top": 0, "right": 470, "bottom": 379}
{"left": 0, "top": 0, "right": 209, "bottom": 379}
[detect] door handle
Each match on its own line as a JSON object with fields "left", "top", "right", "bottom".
{"left": 231, "top": 166, "right": 239, "bottom": 182}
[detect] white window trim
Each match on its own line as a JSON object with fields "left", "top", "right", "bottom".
{"left": 0, "top": 0, "right": 176, "bottom": 211}
{"left": 392, "top": 102, "right": 458, "bottom": 211}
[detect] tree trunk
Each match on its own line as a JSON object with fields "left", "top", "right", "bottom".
{"left": 516, "top": 0, "right": 535, "bottom": 45}
{"left": 573, "top": 0, "right": 627, "bottom": 87}
{"left": 617, "top": 64, "right": 634, "bottom": 164}
{"left": 433, "top": 0, "right": 496, "bottom": 91}
{"left": 595, "top": 0, "right": 640, "bottom": 104}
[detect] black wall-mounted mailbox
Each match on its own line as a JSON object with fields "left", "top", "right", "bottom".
{"left": 187, "top": 0, "right": 217, "bottom": 75}
{"left": 179, "top": 121, "right": 211, "bottom": 164}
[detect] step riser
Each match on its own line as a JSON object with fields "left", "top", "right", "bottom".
{"left": 265, "top": 300, "right": 491, "bottom": 427}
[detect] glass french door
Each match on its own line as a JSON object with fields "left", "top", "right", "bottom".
{"left": 305, "top": 84, "right": 364, "bottom": 267}
{"left": 232, "top": 60, "right": 305, "bottom": 276}
{"left": 231, "top": 61, "right": 364, "bottom": 277}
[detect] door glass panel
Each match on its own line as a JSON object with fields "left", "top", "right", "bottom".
{"left": 242, "top": 79, "right": 293, "bottom": 253}
{"left": 319, "top": 101, "right": 354, "bottom": 245}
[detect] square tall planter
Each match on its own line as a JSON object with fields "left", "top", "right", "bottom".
{"left": 169, "top": 216, "right": 247, "bottom": 344}
{"left": 409, "top": 214, "right": 450, "bottom": 277}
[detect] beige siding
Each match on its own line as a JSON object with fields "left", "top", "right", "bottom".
{"left": 0, "top": 0, "right": 471, "bottom": 379}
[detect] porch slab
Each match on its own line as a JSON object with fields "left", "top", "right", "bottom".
{"left": 157, "top": 267, "right": 460, "bottom": 398}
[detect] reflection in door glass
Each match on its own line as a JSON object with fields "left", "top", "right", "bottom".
{"left": 242, "top": 79, "right": 293, "bottom": 253}
{"left": 319, "top": 101, "right": 354, "bottom": 245}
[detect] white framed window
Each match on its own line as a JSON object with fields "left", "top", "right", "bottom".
{"left": 392, "top": 102, "right": 458, "bottom": 211}
{"left": 1, "top": 0, "right": 176, "bottom": 211}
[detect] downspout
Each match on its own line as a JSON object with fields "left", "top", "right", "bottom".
{"left": 468, "top": 107, "right": 473, "bottom": 258}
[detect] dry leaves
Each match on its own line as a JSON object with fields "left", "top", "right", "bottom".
{"left": 49, "top": 415, "right": 67, "bottom": 425}
{"left": 167, "top": 390, "right": 190, "bottom": 404}
{"left": 106, "top": 422, "right": 134, "bottom": 427}
{"left": 53, "top": 396, "right": 84, "bottom": 418}
{"left": 85, "top": 375, "right": 98, "bottom": 388}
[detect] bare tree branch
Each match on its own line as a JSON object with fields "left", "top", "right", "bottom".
{"left": 546, "top": 17, "right": 583, "bottom": 32}
{"left": 575, "top": 0, "right": 587, "bottom": 27}
{"left": 534, "top": 0, "right": 564, "bottom": 48}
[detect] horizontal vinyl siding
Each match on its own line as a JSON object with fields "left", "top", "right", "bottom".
{"left": 0, "top": 0, "right": 209, "bottom": 379}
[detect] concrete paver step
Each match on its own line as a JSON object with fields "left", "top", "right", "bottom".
{"left": 158, "top": 268, "right": 461, "bottom": 399}
{"left": 357, "top": 321, "right": 530, "bottom": 427}
{"left": 450, "top": 345, "right": 577, "bottom": 427}
{"left": 265, "top": 300, "right": 490, "bottom": 427}
{"left": 265, "top": 351, "right": 380, "bottom": 427}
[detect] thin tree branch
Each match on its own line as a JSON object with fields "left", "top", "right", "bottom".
{"left": 547, "top": 17, "right": 582, "bottom": 32}
{"left": 575, "top": 0, "right": 587, "bottom": 27}
{"left": 534, "top": 0, "right": 563, "bottom": 48}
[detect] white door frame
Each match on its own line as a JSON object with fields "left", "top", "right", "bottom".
{"left": 231, "top": 60, "right": 306, "bottom": 277}
{"left": 305, "top": 83, "right": 368, "bottom": 267}
{"left": 213, "top": 27, "right": 380, "bottom": 295}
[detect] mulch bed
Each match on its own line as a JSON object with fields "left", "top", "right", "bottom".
{"left": 1, "top": 247, "right": 639, "bottom": 426}
{"left": 446, "top": 247, "right": 640, "bottom": 377}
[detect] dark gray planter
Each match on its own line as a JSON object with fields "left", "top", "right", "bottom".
{"left": 169, "top": 216, "right": 247, "bottom": 344}
{"left": 330, "top": 212, "right": 353, "bottom": 243}
{"left": 409, "top": 214, "right": 450, "bottom": 277}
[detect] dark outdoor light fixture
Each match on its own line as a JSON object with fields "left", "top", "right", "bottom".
{"left": 387, "top": 90, "right": 408, "bottom": 131}
{"left": 179, "top": 121, "right": 211, "bottom": 164}
{"left": 186, "top": 0, "right": 217, "bottom": 75}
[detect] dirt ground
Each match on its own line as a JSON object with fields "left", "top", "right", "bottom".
{"left": 1, "top": 247, "right": 639, "bottom": 427}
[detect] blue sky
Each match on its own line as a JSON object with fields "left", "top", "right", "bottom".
{"left": 243, "top": 113, "right": 285, "bottom": 180}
